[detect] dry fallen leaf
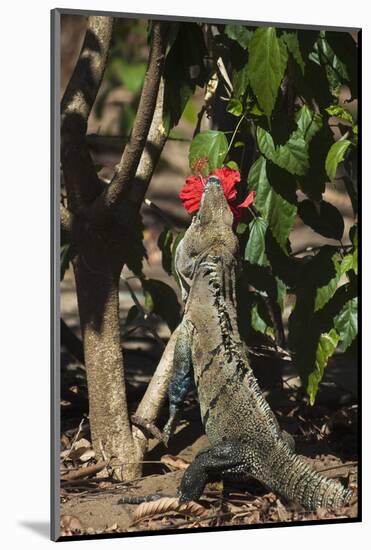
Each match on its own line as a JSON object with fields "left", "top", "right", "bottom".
{"left": 160, "top": 454, "right": 190, "bottom": 471}
{"left": 276, "top": 499, "right": 289, "bottom": 521}
{"left": 74, "top": 437, "right": 91, "bottom": 449}
{"left": 60, "top": 433, "right": 70, "bottom": 451}
{"left": 60, "top": 514, "right": 83, "bottom": 534}
{"left": 246, "top": 510, "right": 260, "bottom": 524}
{"left": 79, "top": 449, "right": 95, "bottom": 462}
{"left": 133, "top": 497, "right": 208, "bottom": 523}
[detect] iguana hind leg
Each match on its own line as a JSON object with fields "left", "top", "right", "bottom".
{"left": 163, "top": 322, "right": 193, "bottom": 445}
{"left": 179, "top": 438, "right": 250, "bottom": 502}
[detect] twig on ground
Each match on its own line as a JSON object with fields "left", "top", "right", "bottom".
{"left": 61, "top": 461, "right": 109, "bottom": 481}
{"left": 64, "top": 417, "right": 85, "bottom": 460}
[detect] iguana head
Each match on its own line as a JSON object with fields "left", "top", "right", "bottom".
{"left": 175, "top": 175, "right": 238, "bottom": 301}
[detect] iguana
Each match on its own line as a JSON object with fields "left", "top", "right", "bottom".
{"left": 162, "top": 175, "right": 352, "bottom": 511}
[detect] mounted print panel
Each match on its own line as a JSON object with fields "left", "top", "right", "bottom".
{"left": 51, "top": 8, "right": 360, "bottom": 541}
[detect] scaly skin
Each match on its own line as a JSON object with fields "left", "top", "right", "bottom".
{"left": 163, "top": 176, "right": 351, "bottom": 511}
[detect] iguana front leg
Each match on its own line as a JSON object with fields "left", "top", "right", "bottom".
{"left": 162, "top": 322, "right": 193, "bottom": 445}
{"left": 178, "top": 438, "right": 250, "bottom": 502}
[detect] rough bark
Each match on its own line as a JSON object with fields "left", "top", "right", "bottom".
{"left": 72, "top": 220, "right": 140, "bottom": 480}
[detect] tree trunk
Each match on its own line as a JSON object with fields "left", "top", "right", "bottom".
{"left": 72, "top": 221, "right": 140, "bottom": 481}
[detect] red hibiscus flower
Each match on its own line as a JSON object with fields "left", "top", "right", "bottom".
{"left": 179, "top": 166, "right": 255, "bottom": 223}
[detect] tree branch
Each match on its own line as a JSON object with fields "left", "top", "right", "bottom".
{"left": 86, "top": 21, "right": 169, "bottom": 223}
{"left": 61, "top": 16, "right": 114, "bottom": 210}
{"left": 123, "top": 78, "right": 168, "bottom": 207}
{"left": 132, "top": 326, "right": 180, "bottom": 457}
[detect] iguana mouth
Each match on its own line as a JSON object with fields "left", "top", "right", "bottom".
{"left": 204, "top": 175, "right": 222, "bottom": 189}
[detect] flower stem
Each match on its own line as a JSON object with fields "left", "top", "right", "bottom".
{"left": 226, "top": 115, "right": 246, "bottom": 159}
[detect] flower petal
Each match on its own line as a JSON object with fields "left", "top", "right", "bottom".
{"left": 238, "top": 191, "right": 256, "bottom": 209}
{"left": 179, "top": 176, "right": 205, "bottom": 214}
{"left": 212, "top": 167, "right": 240, "bottom": 201}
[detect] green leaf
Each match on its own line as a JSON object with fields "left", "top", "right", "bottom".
{"left": 300, "top": 57, "right": 333, "bottom": 110}
{"left": 256, "top": 127, "right": 276, "bottom": 160}
{"left": 288, "top": 287, "right": 319, "bottom": 386}
{"left": 126, "top": 305, "right": 140, "bottom": 326}
{"left": 248, "top": 157, "right": 297, "bottom": 249}
{"left": 295, "top": 105, "right": 323, "bottom": 143}
{"left": 163, "top": 23, "right": 207, "bottom": 132}
{"left": 232, "top": 63, "right": 249, "bottom": 98}
{"left": 325, "top": 104, "right": 354, "bottom": 124}
{"left": 248, "top": 103, "right": 264, "bottom": 117}
{"left": 349, "top": 224, "right": 358, "bottom": 274}
{"left": 299, "top": 122, "right": 333, "bottom": 201}
{"left": 142, "top": 279, "right": 181, "bottom": 331}
{"left": 226, "top": 160, "right": 239, "bottom": 170}
{"left": 60, "top": 243, "right": 71, "bottom": 281}
{"left": 158, "top": 227, "right": 173, "bottom": 276}
{"left": 244, "top": 217, "right": 268, "bottom": 266}
{"left": 297, "top": 30, "right": 319, "bottom": 61}
{"left": 298, "top": 199, "right": 344, "bottom": 240}
{"left": 227, "top": 98, "right": 243, "bottom": 117}
{"left": 257, "top": 106, "right": 322, "bottom": 179}
{"left": 282, "top": 31, "right": 305, "bottom": 74}
{"left": 236, "top": 222, "right": 248, "bottom": 235}
{"left": 275, "top": 130, "right": 309, "bottom": 176}
{"left": 251, "top": 303, "right": 274, "bottom": 338}
{"left": 307, "top": 329, "right": 340, "bottom": 405}
{"left": 316, "top": 33, "right": 349, "bottom": 95}
{"left": 189, "top": 130, "right": 228, "bottom": 175}
{"left": 349, "top": 224, "right": 358, "bottom": 247}
{"left": 247, "top": 27, "right": 288, "bottom": 120}
{"left": 314, "top": 252, "right": 354, "bottom": 311}
{"left": 125, "top": 216, "right": 147, "bottom": 276}
{"left": 171, "top": 232, "right": 185, "bottom": 287}
{"left": 334, "top": 297, "right": 357, "bottom": 352}
{"left": 325, "top": 31, "right": 358, "bottom": 99}
{"left": 325, "top": 139, "right": 352, "bottom": 180}
{"left": 314, "top": 253, "right": 342, "bottom": 312}
{"left": 276, "top": 276, "right": 287, "bottom": 312}
{"left": 225, "top": 25, "right": 252, "bottom": 49}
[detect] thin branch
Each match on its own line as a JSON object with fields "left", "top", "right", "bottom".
{"left": 127, "top": 78, "right": 168, "bottom": 206}
{"left": 226, "top": 114, "right": 246, "bottom": 158}
{"left": 63, "top": 417, "right": 85, "bottom": 460}
{"left": 86, "top": 22, "right": 169, "bottom": 223}
{"left": 132, "top": 326, "right": 180, "bottom": 456}
{"left": 61, "top": 16, "right": 114, "bottom": 210}
{"left": 131, "top": 415, "right": 164, "bottom": 442}
{"left": 86, "top": 134, "right": 191, "bottom": 144}
{"left": 143, "top": 198, "right": 178, "bottom": 230}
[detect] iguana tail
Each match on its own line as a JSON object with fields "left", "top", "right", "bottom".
{"left": 261, "top": 439, "right": 352, "bottom": 510}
